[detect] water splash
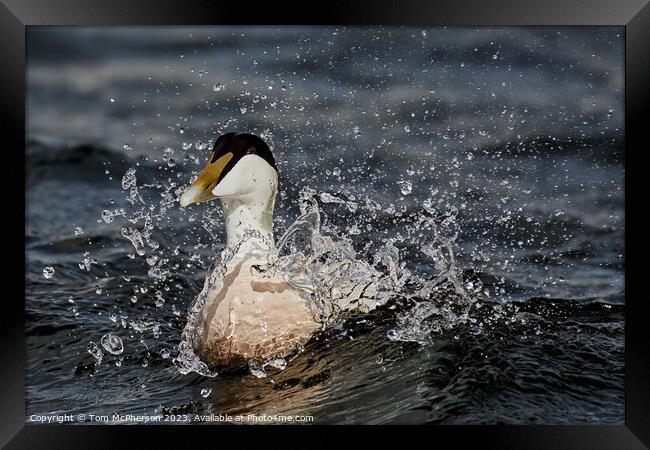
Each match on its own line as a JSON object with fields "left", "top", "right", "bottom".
{"left": 173, "top": 186, "right": 483, "bottom": 377}
{"left": 200, "top": 387, "right": 212, "bottom": 398}
{"left": 88, "top": 147, "right": 509, "bottom": 380}
{"left": 42, "top": 266, "right": 55, "bottom": 279}
{"left": 79, "top": 252, "right": 98, "bottom": 271}
{"left": 86, "top": 341, "right": 103, "bottom": 372}
{"left": 101, "top": 333, "right": 124, "bottom": 355}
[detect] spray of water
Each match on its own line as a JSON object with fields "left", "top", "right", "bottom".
{"left": 83, "top": 145, "right": 519, "bottom": 378}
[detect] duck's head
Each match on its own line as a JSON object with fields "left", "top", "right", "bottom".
{"left": 179, "top": 132, "right": 278, "bottom": 208}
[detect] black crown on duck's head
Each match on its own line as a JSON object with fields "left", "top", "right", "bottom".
{"left": 209, "top": 132, "right": 277, "bottom": 184}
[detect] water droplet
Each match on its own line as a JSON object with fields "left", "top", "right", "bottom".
{"left": 121, "top": 226, "right": 146, "bottom": 256}
{"left": 110, "top": 98, "right": 115, "bottom": 103}
{"left": 123, "top": 144, "right": 132, "bottom": 151}
{"left": 332, "top": 167, "right": 341, "bottom": 177}
{"left": 213, "top": 83, "right": 224, "bottom": 92}
{"left": 160, "top": 348, "right": 170, "bottom": 359}
{"left": 100, "top": 333, "right": 124, "bottom": 355}
{"left": 74, "top": 227, "right": 84, "bottom": 236}
{"left": 163, "top": 147, "right": 174, "bottom": 161}
{"left": 42, "top": 266, "right": 55, "bottom": 279}
{"left": 423, "top": 198, "right": 436, "bottom": 214}
{"left": 248, "top": 360, "right": 267, "bottom": 378}
{"left": 101, "top": 210, "right": 114, "bottom": 224}
{"left": 397, "top": 180, "right": 412, "bottom": 195}
{"left": 87, "top": 341, "right": 103, "bottom": 365}
{"left": 79, "top": 252, "right": 98, "bottom": 271}
{"left": 154, "top": 290, "right": 165, "bottom": 307}
{"left": 266, "top": 356, "right": 287, "bottom": 371}
{"left": 121, "top": 167, "right": 137, "bottom": 190}
{"left": 200, "top": 387, "right": 212, "bottom": 398}
{"left": 319, "top": 192, "right": 340, "bottom": 204}
{"left": 240, "top": 105, "right": 248, "bottom": 114}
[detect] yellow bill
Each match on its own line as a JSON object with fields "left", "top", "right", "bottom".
{"left": 179, "top": 152, "right": 233, "bottom": 207}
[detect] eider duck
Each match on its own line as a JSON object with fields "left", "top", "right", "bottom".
{"left": 179, "top": 132, "right": 320, "bottom": 368}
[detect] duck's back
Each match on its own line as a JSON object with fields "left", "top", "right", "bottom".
{"left": 192, "top": 254, "right": 321, "bottom": 368}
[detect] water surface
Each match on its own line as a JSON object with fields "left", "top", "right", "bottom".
{"left": 26, "top": 26, "right": 624, "bottom": 424}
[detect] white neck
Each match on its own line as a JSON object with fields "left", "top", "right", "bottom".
{"left": 213, "top": 154, "right": 278, "bottom": 253}
{"left": 221, "top": 194, "right": 275, "bottom": 250}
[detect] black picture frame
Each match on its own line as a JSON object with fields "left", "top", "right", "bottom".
{"left": 4, "top": 0, "right": 647, "bottom": 447}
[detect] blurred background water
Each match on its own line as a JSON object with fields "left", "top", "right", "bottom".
{"left": 26, "top": 26, "right": 624, "bottom": 424}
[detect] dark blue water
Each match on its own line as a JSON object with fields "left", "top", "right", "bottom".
{"left": 26, "top": 26, "right": 624, "bottom": 424}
